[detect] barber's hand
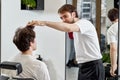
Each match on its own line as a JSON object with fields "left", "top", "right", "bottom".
{"left": 27, "top": 20, "right": 46, "bottom": 26}
{"left": 110, "top": 64, "right": 117, "bottom": 77}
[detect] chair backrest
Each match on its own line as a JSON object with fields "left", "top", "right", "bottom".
{"left": 0, "top": 61, "right": 22, "bottom": 75}
{"left": 0, "top": 76, "right": 9, "bottom": 80}
{"left": 0, "top": 61, "right": 34, "bottom": 80}
{"left": 13, "top": 77, "right": 34, "bottom": 80}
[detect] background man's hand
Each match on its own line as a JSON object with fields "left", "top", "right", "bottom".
{"left": 110, "top": 64, "right": 117, "bottom": 77}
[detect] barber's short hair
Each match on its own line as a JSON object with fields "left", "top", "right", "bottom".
{"left": 58, "top": 4, "right": 78, "bottom": 18}
{"left": 13, "top": 26, "right": 35, "bottom": 52}
{"left": 107, "top": 8, "right": 118, "bottom": 22}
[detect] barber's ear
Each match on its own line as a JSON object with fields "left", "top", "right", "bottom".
{"left": 72, "top": 12, "right": 76, "bottom": 17}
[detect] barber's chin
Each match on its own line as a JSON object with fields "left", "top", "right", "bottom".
{"left": 33, "top": 48, "right": 37, "bottom": 51}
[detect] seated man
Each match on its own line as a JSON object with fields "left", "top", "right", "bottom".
{"left": 3, "top": 26, "right": 50, "bottom": 80}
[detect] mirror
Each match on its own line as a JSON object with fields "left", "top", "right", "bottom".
{"left": 101, "top": 0, "right": 119, "bottom": 79}
{"left": 65, "top": 0, "right": 119, "bottom": 80}
{"left": 118, "top": 2, "right": 120, "bottom": 75}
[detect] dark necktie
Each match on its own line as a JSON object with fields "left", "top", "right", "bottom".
{"left": 68, "top": 32, "right": 74, "bottom": 39}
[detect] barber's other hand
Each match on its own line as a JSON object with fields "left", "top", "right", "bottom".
{"left": 27, "top": 20, "right": 46, "bottom": 26}
{"left": 110, "top": 64, "right": 117, "bottom": 77}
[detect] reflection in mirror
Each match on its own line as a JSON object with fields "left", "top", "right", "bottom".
{"left": 101, "top": 0, "right": 119, "bottom": 79}
{"left": 66, "top": 0, "right": 96, "bottom": 80}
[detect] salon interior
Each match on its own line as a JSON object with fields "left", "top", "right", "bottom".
{"left": 0, "top": 0, "right": 119, "bottom": 80}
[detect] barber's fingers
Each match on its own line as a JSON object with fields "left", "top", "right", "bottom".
{"left": 27, "top": 20, "right": 37, "bottom": 26}
{"left": 27, "top": 20, "right": 45, "bottom": 26}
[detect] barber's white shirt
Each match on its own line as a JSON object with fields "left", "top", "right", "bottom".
{"left": 7, "top": 53, "right": 50, "bottom": 80}
{"left": 74, "top": 19, "right": 102, "bottom": 63}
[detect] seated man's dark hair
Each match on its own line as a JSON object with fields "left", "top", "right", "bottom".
{"left": 13, "top": 26, "right": 35, "bottom": 52}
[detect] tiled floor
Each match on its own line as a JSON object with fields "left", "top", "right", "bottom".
{"left": 65, "top": 67, "right": 79, "bottom": 80}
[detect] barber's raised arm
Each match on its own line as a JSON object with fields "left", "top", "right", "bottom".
{"left": 27, "top": 20, "right": 80, "bottom": 32}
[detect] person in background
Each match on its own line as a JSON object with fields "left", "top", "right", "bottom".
{"left": 107, "top": 8, "right": 118, "bottom": 77}
{"left": 9, "top": 26, "right": 50, "bottom": 80}
{"left": 27, "top": 4, "right": 105, "bottom": 80}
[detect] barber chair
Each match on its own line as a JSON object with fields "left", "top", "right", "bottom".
{"left": 0, "top": 61, "right": 34, "bottom": 80}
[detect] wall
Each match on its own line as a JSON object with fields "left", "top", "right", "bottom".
{"left": 1, "top": 0, "right": 66, "bottom": 80}
{"left": 101, "top": 0, "right": 114, "bottom": 38}
{"left": 106, "top": 0, "right": 114, "bottom": 26}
